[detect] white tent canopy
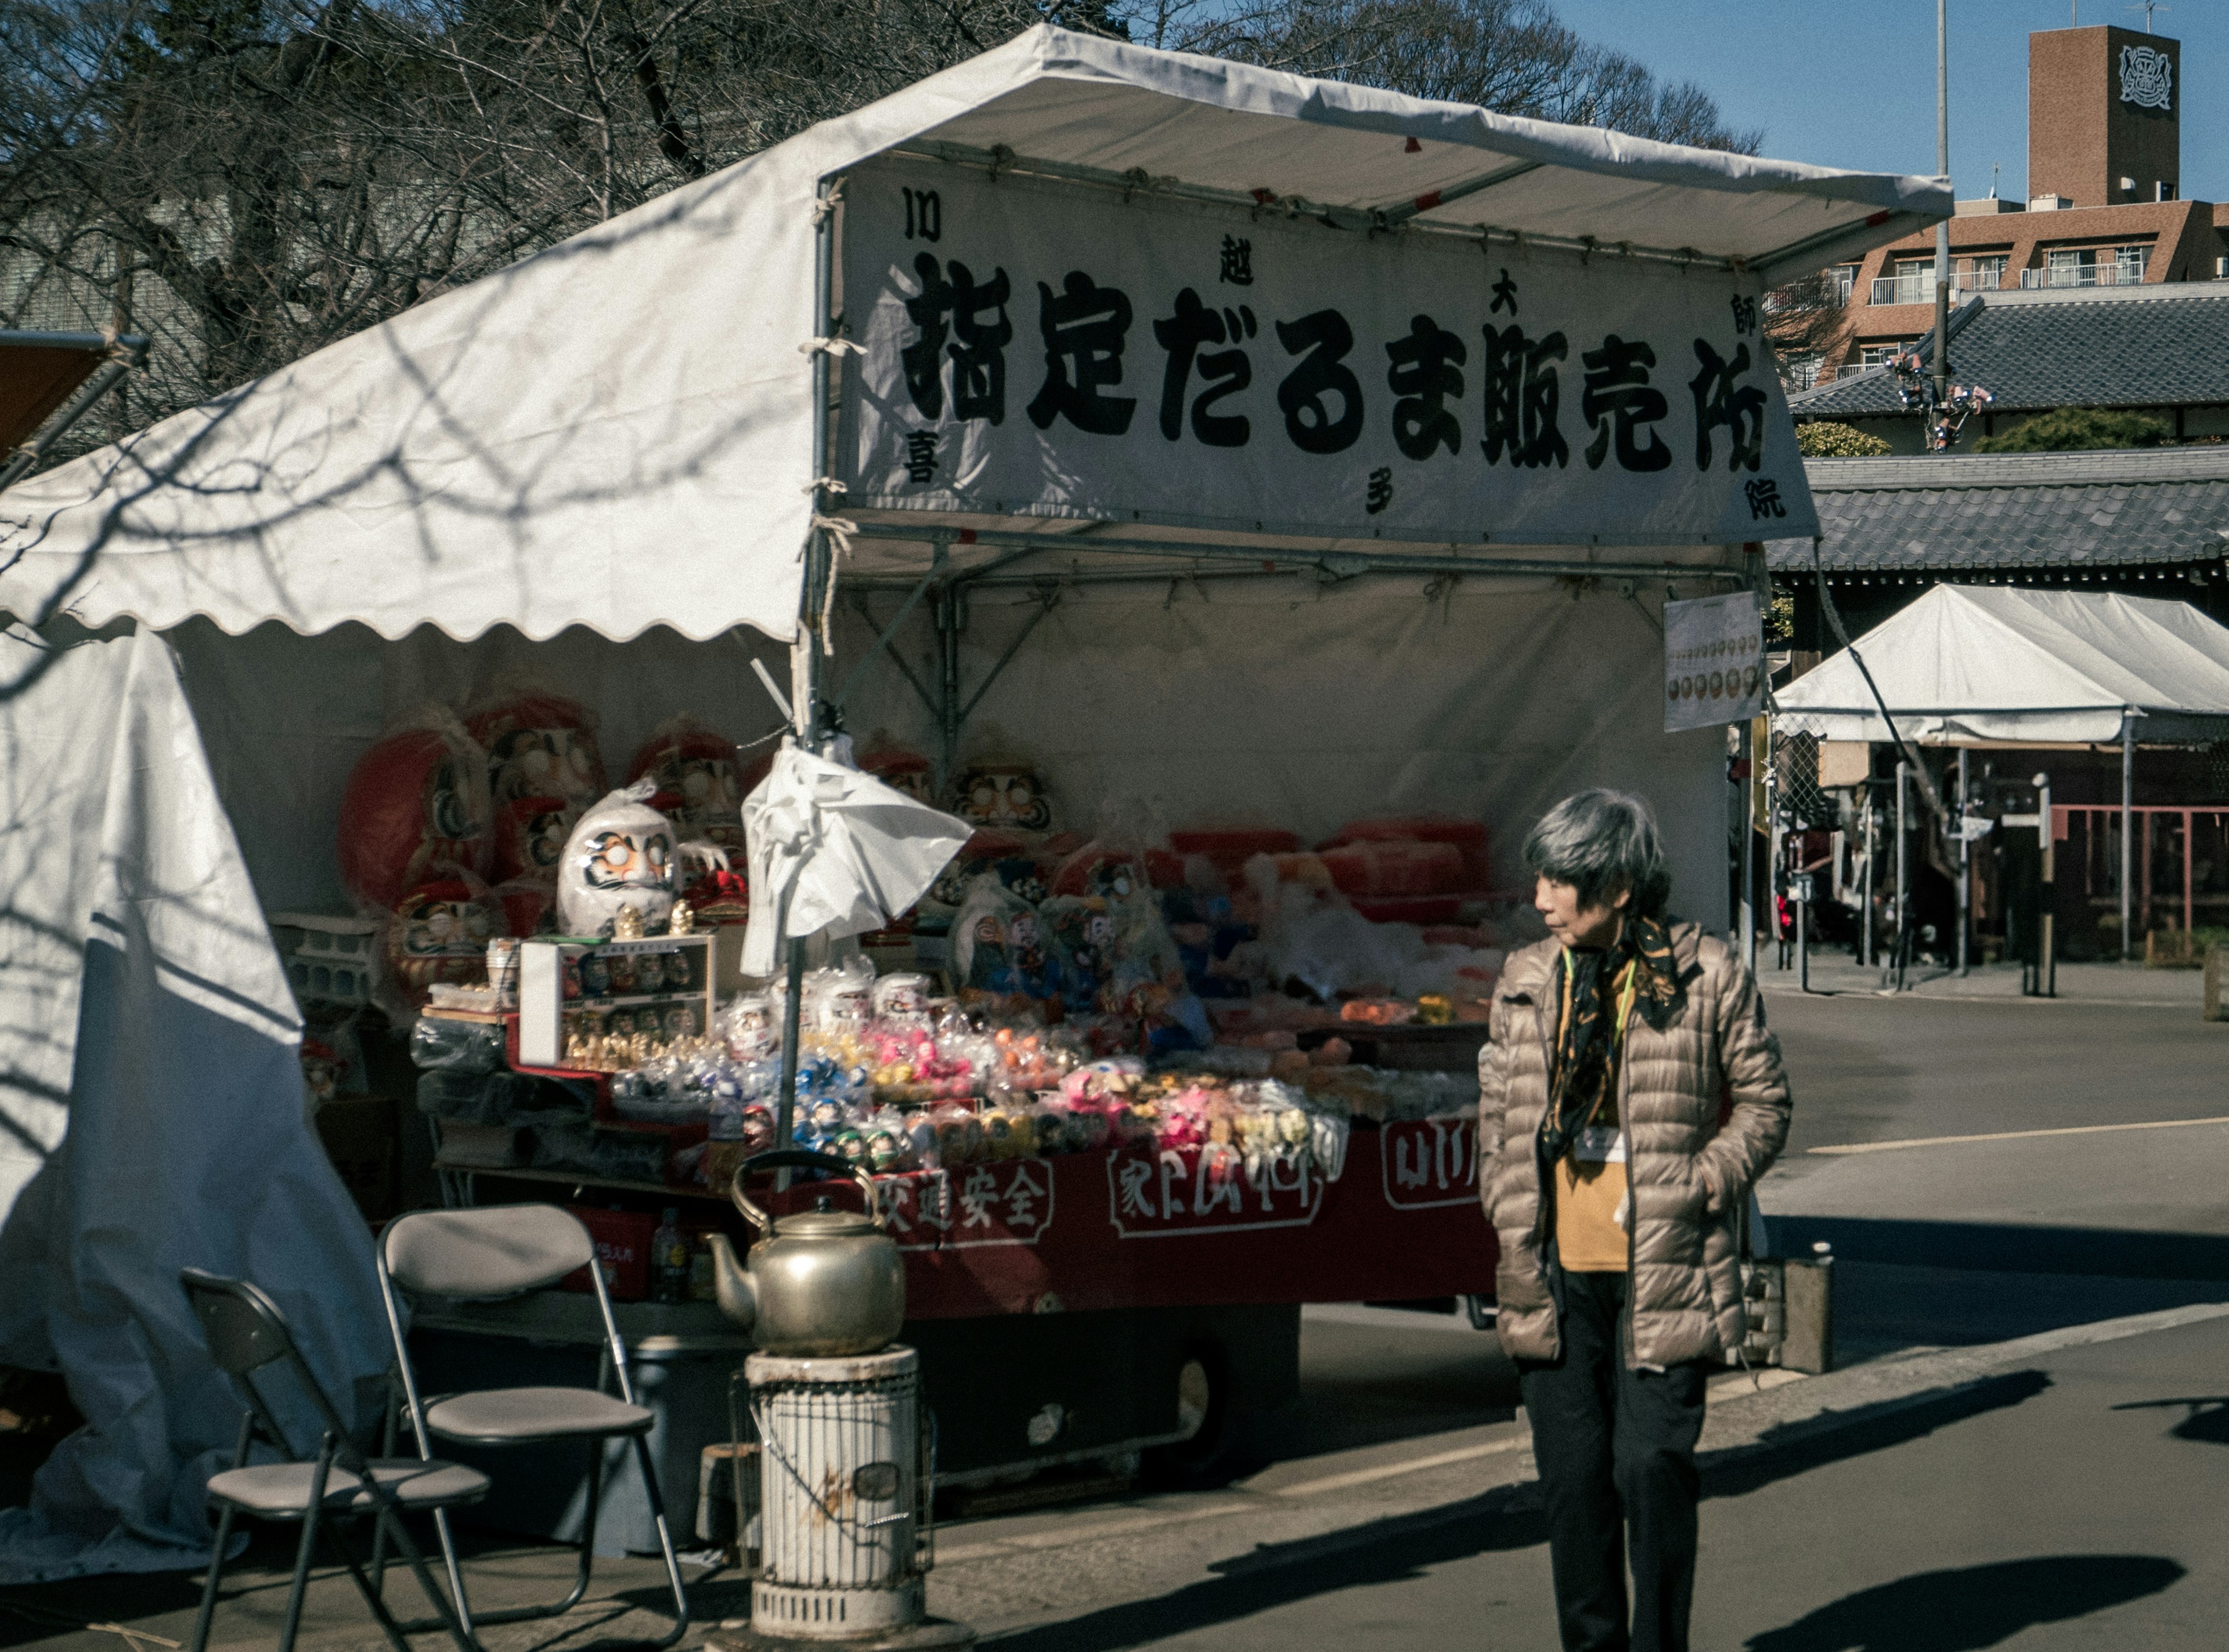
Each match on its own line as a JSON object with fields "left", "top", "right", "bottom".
{"left": 1773, "top": 584, "right": 2229, "bottom": 746}
{"left": 0, "top": 25, "right": 1946, "bottom": 648}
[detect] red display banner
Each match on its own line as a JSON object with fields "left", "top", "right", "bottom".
{"left": 762, "top": 1126, "right": 1496, "bottom": 1318}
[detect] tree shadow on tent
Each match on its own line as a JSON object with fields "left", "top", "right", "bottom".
{"left": 1742, "top": 1555, "right": 2184, "bottom": 1652}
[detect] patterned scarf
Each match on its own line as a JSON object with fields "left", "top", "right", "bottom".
{"left": 1541, "top": 913, "right": 1683, "bottom": 1163}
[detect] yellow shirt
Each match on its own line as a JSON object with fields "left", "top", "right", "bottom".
{"left": 1552, "top": 955, "right": 1637, "bottom": 1274}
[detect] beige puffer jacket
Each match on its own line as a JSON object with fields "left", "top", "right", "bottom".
{"left": 1477, "top": 921, "right": 1792, "bottom": 1368}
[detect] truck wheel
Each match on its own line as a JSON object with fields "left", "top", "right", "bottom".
{"left": 1143, "top": 1344, "right": 1251, "bottom": 1488}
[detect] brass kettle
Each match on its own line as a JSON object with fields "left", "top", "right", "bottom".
{"left": 706, "top": 1149, "right": 906, "bottom": 1356}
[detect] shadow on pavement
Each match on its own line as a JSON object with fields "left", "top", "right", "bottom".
{"left": 1771, "top": 1217, "right": 2229, "bottom": 1283}
{"left": 2109, "top": 1394, "right": 2229, "bottom": 1445}
{"left": 1741, "top": 1555, "right": 2184, "bottom": 1651}
{"left": 978, "top": 1370, "right": 2050, "bottom": 1651}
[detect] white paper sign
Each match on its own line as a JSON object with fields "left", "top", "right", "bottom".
{"left": 1664, "top": 591, "right": 1766, "bottom": 731}
{"left": 840, "top": 158, "right": 1816, "bottom": 548}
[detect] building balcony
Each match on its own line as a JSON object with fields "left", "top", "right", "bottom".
{"left": 1867, "top": 269, "right": 2007, "bottom": 305}
{"left": 2018, "top": 261, "right": 2147, "bottom": 289}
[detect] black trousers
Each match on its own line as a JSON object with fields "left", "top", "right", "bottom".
{"left": 1516, "top": 1270, "right": 1709, "bottom": 1652}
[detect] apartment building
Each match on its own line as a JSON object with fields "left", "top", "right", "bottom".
{"left": 1784, "top": 23, "right": 2224, "bottom": 389}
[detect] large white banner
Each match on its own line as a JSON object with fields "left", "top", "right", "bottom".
{"left": 1664, "top": 591, "right": 1766, "bottom": 731}
{"left": 839, "top": 157, "right": 1816, "bottom": 547}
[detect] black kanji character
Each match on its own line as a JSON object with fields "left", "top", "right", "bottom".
{"left": 1026, "top": 272, "right": 1137, "bottom": 435}
{"left": 1729, "top": 294, "right": 1758, "bottom": 337}
{"left": 1480, "top": 324, "right": 1568, "bottom": 469}
{"left": 1274, "top": 309, "right": 1365, "bottom": 455}
{"left": 1690, "top": 340, "right": 1768, "bottom": 472}
{"left": 900, "top": 255, "right": 1012, "bottom": 424}
{"left": 900, "top": 254, "right": 953, "bottom": 420}
{"left": 1744, "top": 478, "right": 1787, "bottom": 520}
{"left": 1220, "top": 235, "right": 1254, "bottom": 286}
{"left": 1490, "top": 268, "right": 1518, "bottom": 316}
{"left": 903, "top": 431, "right": 939, "bottom": 484}
{"left": 1366, "top": 468, "right": 1393, "bottom": 514}
{"left": 1385, "top": 315, "right": 1466, "bottom": 461}
{"left": 1579, "top": 335, "right": 1671, "bottom": 472}
{"left": 1153, "top": 288, "right": 1255, "bottom": 447}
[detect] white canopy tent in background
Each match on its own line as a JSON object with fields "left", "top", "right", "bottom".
{"left": 1771, "top": 584, "right": 2229, "bottom": 747}
{"left": 0, "top": 25, "right": 1943, "bottom": 1579}
{"left": 1772, "top": 582, "right": 2229, "bottom": 961}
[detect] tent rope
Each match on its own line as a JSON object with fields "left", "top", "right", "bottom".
{"left": 814, "top": 514, "right": 860, "bottom": 655}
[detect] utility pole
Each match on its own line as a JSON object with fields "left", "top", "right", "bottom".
{"left": 1934, "top": 0, "right": 1952, "bottom": 414}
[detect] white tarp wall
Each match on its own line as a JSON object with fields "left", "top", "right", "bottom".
{"left": 0, "top": 630, "right": 392, "bottom": 1583}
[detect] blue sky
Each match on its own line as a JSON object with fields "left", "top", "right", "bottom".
{"left": 1556, "top": 0, "right": 2218, "bottom": 200}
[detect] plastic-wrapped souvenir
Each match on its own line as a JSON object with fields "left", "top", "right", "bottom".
{"left": 951, "top": 876, "right": 1069, "bottom": 1005}
{"left": 463, "top": 685, "right": 607, "bottom": 816}
{"left": 556, "top": 780, "right": 724, "bottom": 938}
{"left": 872, "top": 972, "right": 932, "bottom": 1028}
{"left": 722, "top": 995, "right": 776, "bottom": 1061}
{"left": 626, "top": 715, "right": 756, "bottom": 858}
{"left": 338, "top": 711, "right": 492, "bottom": 914}
{"left": 930, "top": 1103, "right": 984, "bottom": 1167}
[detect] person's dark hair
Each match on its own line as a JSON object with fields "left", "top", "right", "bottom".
{"left": 1522, "top": 789, "right": 1671, "bottom": 918}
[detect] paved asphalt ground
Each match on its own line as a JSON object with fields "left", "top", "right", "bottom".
{"left": 5, "top": 960, "right": 2226, "bottom": 1650}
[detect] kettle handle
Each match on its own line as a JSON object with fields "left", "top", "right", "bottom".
{"left": 729, "top": 1149, "right": 885, "bottom": 1237}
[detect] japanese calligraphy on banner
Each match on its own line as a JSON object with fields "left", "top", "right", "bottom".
{"left": 841, "top": 158, "right": 1816, "bottom": 546}
{"left": 1380, "top": 1116, "right": 1480, "bottom": 1210}
{"left": 1664, "top": 590, "right": 1766, "bottom": 732}
{"left": 1105, "top": 1144, "right": 1326, "bottom": 1236}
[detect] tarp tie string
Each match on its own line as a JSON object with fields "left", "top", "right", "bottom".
{"left": 809, "top": 178, "right": 845, "bottom": 223}
{"left": 799, "top": 337, "right": 865, "bottom": 359}
{"left": 803, "top": 476, "right": 847, "bottom": 496}
{"left": 814, "top": 514, "right": 859, "bottom": 655}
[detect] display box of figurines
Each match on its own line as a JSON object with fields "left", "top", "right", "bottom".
{"left": 515, "top": 929, "right": 716, "bottom": 1071}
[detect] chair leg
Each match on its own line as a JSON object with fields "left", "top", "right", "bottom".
{"left": 430, "top": 1506, "right": 478, "bottom": 1643}
{"left": 277, "top": 1499, "right": 323, "bottom": 1652}
{"left": 630, "top": 1433, "right": 692, "bottom": 1649}
{"left": 376, "top": 1506, "right": 485, "bottom": 1652}
{"left": 325, "top": 1518, "right": 424, "bottom": 1652}
{"left": 187, "top": 1505, "right": 237, "bottom": 1652}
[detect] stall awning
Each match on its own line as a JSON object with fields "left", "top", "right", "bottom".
{"left": 0, "top": 26, "right": 1946, "bottom": 647}
{"left": 1773, "top": 584, "right": 2229, "bottom": 745}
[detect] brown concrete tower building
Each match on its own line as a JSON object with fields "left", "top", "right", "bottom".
{"left": 2030, "top": 26, "right": 2179, "bottom": 207}
{"left": 1781, "top": 24, "right": 2229, "bottom": 398}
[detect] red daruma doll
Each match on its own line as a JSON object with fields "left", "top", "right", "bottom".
{"left": 626, "top": 715, "right": 760, "bottom": 860}
{"left": 337, "top": 710, "right": 492, "bottom": 914}
{"left": 384, "top": 877, "right": 499, "bottom": 1009}
{"left": 463, "top": 685, "right": 608, "bottom": 817}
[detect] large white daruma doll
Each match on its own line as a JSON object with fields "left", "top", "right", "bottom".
{"left": 557, "top": 778, "right": 727, "bottom": 936}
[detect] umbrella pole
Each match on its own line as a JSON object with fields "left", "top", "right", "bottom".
{"left": 2122, "top": 717, "right": 2134, "bottom": 962}
{"left": 1957, "top": 748, "right": 1970, "bottom": 977}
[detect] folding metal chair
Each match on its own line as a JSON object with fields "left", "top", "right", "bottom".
{"left": 376, "top": 1204, "right": 689, "bottom": 1649}
{"left": 179, "top": 1267, "right": 485, "bottom": 1652}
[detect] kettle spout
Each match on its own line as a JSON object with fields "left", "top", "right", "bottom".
{"left": 706, "top": 1232, "right": 756, "bottom": 1332}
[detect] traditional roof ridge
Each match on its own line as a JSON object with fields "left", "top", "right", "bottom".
{"left": 1971, "top": 279, "right": 2229, "bottom": 309}
{"left": 1805, "top": 448, "right": 2229, "bottom": 490}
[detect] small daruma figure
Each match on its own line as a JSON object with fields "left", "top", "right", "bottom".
{"left": 338, "top": 712, "right": 492, "bottom": 914}
{"left": 384, "top": 877, "right": 496, "bottom": 1009}
{"left": 857, "top": 734, "right": 935, "bottom": 806}
{"left": 951, "top": 755, "right": 1054, "bottom": 833}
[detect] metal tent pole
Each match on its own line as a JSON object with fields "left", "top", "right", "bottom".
{"left": 2122, "top": 716, "right": 2135, "bottom": 961}
{"left": 774, "top": 174, "right": 843, "bottom": 1175}
{"left": 1861, "top": 786, "right": 1875, "bottom": 970}
{"left": 2036, "top": 770, "right": 2057, "bottom": 998}
{"left": 1891, "top": 760, "right": 1909, "bottom": 990}
{"left": 1957, "top": 748, "right": 1971, "bottom": 976}
{"left": 1741, "top": 723, "right": 1758, "bottom": 979}
{"left": 1933, "top": 0, "right": 1952, "bottom": 417}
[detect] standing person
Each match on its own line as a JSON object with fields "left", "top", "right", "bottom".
{"left": 1478, "top": 789, "right": 1792, "bottom": 1652}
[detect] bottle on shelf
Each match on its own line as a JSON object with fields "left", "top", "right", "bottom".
{"left": 652, "top": 1207, "right": 690, "bottom": 1305}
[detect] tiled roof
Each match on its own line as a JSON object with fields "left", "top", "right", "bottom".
{"left": 1765, "top": 448, "right": 2229, "bottom": 572}
{"left": 1787, "top": 283, "right": 2229, "bottom": 417}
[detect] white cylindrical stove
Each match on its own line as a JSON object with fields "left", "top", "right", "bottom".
{"left": 748, "top": 1344, "right": 929, "bottom": 1640}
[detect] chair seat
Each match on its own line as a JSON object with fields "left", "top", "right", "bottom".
{"left": 207, "top": 1458, "right": 489, "bottom": 1517}
{"left": 424, "top": 1386, "right": 655, "bottom": 1444}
